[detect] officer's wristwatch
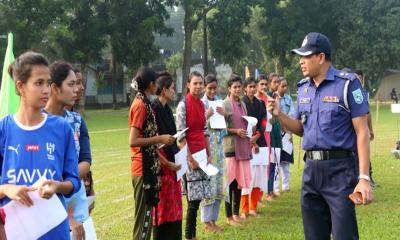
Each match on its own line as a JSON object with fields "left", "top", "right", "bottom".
{"left": 358, "top": 174, "right": 371, "bottom": 182}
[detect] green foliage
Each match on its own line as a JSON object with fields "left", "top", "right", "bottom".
{"left": 0, "top": 0, "right": 64, "bottom": 55}
{"left": 166, "top": 51, "right": 183, "bottom": 76}
{"left": 1, "top": 0, "right": 400, "bottom": 93}
{"left": 49, "top": 0, "right": 108, "bottom": 64}
{"left": 107, "top": 0, "right": 173, "bottom": 70}
{"left": 254, "top": 0, "right": 400, "bottom": 89}
{"left": 334, "top": 0, "right": 400, "bottom": 89}
{"left": 208, "top": 0, "right": 253, "bottom": 70}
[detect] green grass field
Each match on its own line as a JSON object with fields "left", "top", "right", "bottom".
{"left": 86, "top": 104, "right": 400, "bottom": 239}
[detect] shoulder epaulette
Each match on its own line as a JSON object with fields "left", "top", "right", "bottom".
{"left": 297, "top": 77, "right": 310, "bottom": 87}
{"left": 335, "top": 70, "right": 358, "bottom": 82}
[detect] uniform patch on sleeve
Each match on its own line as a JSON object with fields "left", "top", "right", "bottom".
{"left": 352, "top": 88, "right": 364, "bottom": 104}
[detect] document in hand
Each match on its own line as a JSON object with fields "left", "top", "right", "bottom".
{"left": 3, "top": 177, "right": 68, "bottom": 240}
{"left": 265, "top": 112, "right": 273, "bottom": 132}
{"left": 174, "top": 127, "right": 189, "bottom": 139}
{"left": 251, "top": 147, "right": 269, "bottom": 166}
{"left": 159, "top": 127, "right": 189, "bottom": 149}
{"left": 208, "top": 100, "right": 227, "bottom": 129}
{"left": 70, "top": 216, "right": 97, "bottom": 240}
{"left": 192, "top": 149, "right": 219, "bottom": 176}
{"left": 242, "top": 116, "right": 258, "bottom": 138}
{"left": 282, "top": 134, "right": 293, "bottom": 154}
{"left": 175, "top": 144, "right": 189, "bottom": 181}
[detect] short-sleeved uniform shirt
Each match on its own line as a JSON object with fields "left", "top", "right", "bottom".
{"left": 294, "top": 65, "right": 369, "bottom": 150}
{"left": 129, "top": 98, "right": 146, "bottom": 176}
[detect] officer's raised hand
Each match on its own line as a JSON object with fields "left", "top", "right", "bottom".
{"left": 267, "top": 93, "right": 280, "bottom": 116}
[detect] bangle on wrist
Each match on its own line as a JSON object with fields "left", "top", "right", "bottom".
{"left": 358, "top": 174, "right": 371, "bottom": 182}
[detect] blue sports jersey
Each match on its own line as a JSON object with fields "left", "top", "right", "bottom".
{"left": 0, "top": 114, "right": 80, "bottom": 240}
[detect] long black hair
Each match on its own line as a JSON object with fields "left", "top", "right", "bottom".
{"left": 134, "top": 67, "right": 158, "bottom": 93}
{"left": 155, "top": 71, "right": 174, "bottom": 96}
{"left": 49, "top": 61, "right": 74, "bottom": 87}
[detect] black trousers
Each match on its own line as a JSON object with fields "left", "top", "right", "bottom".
{"left": 153, "top": 220, "right": 182, "bottom": 240}
{"left": 301, "top": 157, "right": 359, "bottom": 240}
{"left": 185, "top": 199, "right": 201, "bottom": 239}
{"left": 225, "top": 180, "right": 241, "bottom": 218}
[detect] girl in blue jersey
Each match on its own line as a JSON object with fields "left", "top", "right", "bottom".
{"left": 0, "top": 51, "right": 80, "bottom": 239}
{"left": 44, "top": 61, "right": 95, "bottom": 240}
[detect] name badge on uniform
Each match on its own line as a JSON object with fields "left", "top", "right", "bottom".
{"left": 322, "top": 96, "right": 339, "bottom": 103}
{"left": 299, "top": 98, "right": 311, "bottom": 104}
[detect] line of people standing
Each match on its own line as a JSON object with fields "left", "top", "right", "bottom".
{"left": 129, "top": 67, "right": 294, "bottom": 240}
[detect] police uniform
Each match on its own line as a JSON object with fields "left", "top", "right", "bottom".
{"left": 292, "top": 33, "right": 370, "bottom": 240}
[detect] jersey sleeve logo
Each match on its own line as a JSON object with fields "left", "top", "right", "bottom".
{"left": 352, "top": 88, "right": 364, "bottom": 104}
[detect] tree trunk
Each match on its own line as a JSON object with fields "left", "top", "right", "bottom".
{"left": 182, "top": 6, "right": 193, "bottom": 94}
{"left": 111, "top": 51, "right": 118, "bottom": 109}
{"left": 79, "top": 63, "right": 88, "bottom": 117}
{"left": 277, "top": 54, "right": 285, "bottom": 75}
{"left": 202, "top": 9, "right": 209, "bottom": 75}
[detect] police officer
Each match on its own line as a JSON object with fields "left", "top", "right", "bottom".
{"left": 268, "top": 32, "right": 373, "bottom": 240}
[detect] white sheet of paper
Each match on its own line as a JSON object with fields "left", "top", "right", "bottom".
{"left": 70, "top": 216, "right": 97, "bottom": 240}
{"left": 242, "top": 116, "right": 258, "bottom": 138}
{"left": 174, "top": 127, "right": 189, "bottom": 139}
{"left": 201, "top": 164, "right": 219, "bottom": 176}
{"left": 265, "top": 112, "right": 273, "bottom": 132}
{"left": 282, "top": 134, "right": 293, "bottom": 154}
{"left": 4, "top": 177, "right": 68, "bottom": 240}
{"left": 192, "top": 149, "right": 219, "bottom": 176}
{"left": 208, "top": 100, "right": 227, "bottom": 129}
{"left": 175, "top": 144, "right": 188, "bottom": 181}
{"left": 159, "top": 128, "right": 189, "bottom": 149}
{"left": 270, "top": 148, "right": 281, "bottom": 164}
{"left": 391, "top": 104, "right": 400, "bottom": 113}
{"left": 251, "top": 147, "right": 269, "bottom": 166}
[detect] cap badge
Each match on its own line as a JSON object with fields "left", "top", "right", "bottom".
{"left": 301, "top": 36, "right": 308, "bottom": 47}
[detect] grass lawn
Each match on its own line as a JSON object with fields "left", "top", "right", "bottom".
{"left": 87, "top": 103, "right": 400, "bottom": 239}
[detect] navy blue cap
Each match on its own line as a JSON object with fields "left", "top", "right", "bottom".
{"left": 291, "top": 32, "right": 331, "bottom": 56}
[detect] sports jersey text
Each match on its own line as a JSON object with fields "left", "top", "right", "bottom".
{"left": 6, "top": 169, "right": 56, "bottom": 184}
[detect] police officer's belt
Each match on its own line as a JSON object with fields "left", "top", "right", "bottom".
{"left": 305, "top": 150, "right": 353, "bottom": 161}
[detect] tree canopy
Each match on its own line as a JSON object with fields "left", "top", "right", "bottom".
{"left": 0, "top": 0, "right": 399, "bottom": 93}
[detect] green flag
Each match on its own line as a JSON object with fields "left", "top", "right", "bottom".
{"left": 0, "top": 32, "right": 18, "bottom": 119}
